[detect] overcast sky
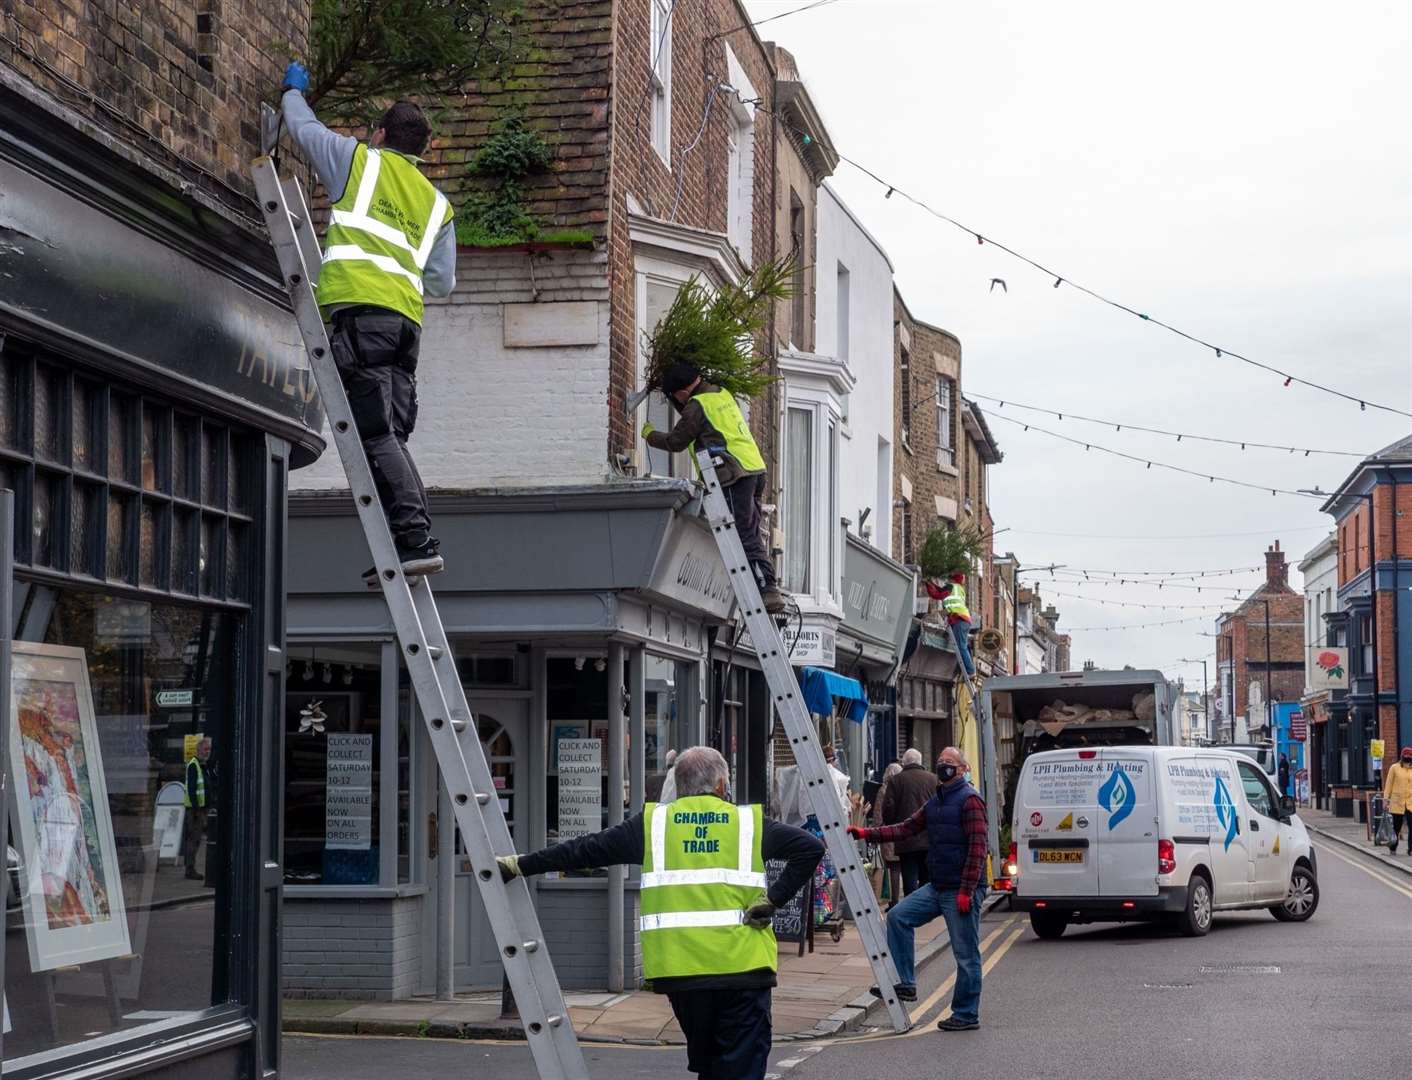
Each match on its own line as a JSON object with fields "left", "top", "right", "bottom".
{"left": 746, "top": 0, "right": 1412, "bottom": 685}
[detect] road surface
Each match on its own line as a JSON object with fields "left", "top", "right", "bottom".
{"left": 284, "top": 835, "right": 1410, "bottom": 1079}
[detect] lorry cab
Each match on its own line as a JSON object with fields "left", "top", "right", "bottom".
{"left": 1010, "top": 746, "right": 1318, "bottom": 939}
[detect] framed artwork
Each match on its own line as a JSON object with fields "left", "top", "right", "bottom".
{"left": 550, "top": 723, "right": 585, "bottom": 772}
{"left": 7, "top": 642, "right": 132, "bottom": 971}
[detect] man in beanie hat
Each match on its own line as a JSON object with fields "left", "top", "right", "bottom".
{"left": 643, "top": 363, "right": 785, "bottom": 614}
{"left": 1383, "top": 746, "right": 1412, "bottom": 854}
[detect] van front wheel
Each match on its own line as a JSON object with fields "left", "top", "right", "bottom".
{"left": 1029, "top": 911, "right": 1069, "bottom": 939}
{"left": 1270, "top": 865, "right": 1318, "bottom": 922}
{"left": 1177, "top": 873, "right": 1212, "bottom": 937}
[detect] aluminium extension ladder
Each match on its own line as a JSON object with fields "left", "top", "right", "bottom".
{"left": 250, "top": 157, "right": 590, "bottom": 1080}
{"left": 694, "top": 450, "right": 913, "bottom": 1034}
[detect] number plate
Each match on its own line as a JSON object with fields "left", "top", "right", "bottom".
{"left": 1034, "top": 850, "right": 1084, "bottom": 864}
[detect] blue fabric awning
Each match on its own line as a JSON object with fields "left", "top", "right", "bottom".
{"left": 798, "top": 666, "right": 869, "bottom": 724}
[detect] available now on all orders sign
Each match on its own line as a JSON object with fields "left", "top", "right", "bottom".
{"left": 326, "top": 733, "right": 374, "bottom": 850}
{"left": 558, "top": 738, "right": 602, "bottom": 841}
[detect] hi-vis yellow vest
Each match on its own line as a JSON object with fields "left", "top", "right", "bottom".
{"left": 639, "top": 796, "right": 777, "bottom": 981}
{"left": 317, "top": 143, "right": 452, "bottom": 325}
{"left": 943, "top": 583, "right": 971, "bottom": 620}
{"left": 692, "top": 389, "right": 766, "bottom": 474}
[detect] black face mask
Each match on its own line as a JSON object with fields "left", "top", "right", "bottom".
{"left": 936, "top": 763, "right": 959, "bottom": 782}
{"left": 1402, "top": 758, "right": 1412, "bottom": 767}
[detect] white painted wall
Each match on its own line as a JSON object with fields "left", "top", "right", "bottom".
{"left": 1300, "top": 536, "right": 1339, "bottom": 694}
{"left": 293, "top": 250, "right": 613, "bottom": 492}
{"left": 815, "top": 185, "right": 896, "bottom": 556}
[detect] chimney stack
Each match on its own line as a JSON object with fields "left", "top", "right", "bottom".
{"left": 1265, "top": 540, "right": 1288, "bottom": 589}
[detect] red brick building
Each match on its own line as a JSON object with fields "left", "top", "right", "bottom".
{"left": 1321, "top": 434, "right": 1412, "bottom": 805}
{"left": 1214, "top": 542, "right": 1304, "bottom": 741}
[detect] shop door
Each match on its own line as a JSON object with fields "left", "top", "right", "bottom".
{"left": 454, "top": 698, "right": 528, "bottom": 989}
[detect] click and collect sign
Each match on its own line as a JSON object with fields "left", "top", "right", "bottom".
{"left": 557, "top": 738, "right": 602, "bottom": 841}
{"left": 326, "top": 733, "right": 374, "bottom": 850}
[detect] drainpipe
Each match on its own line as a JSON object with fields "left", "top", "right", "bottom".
{"left": 1367, "top": 488, "right": 1380, "bottom": 788}
{"left": 1388, "top": 472, "right": 1402, "bottom": 749}
{"left": 606, "top": 643, "right": 625, "bottom": 993}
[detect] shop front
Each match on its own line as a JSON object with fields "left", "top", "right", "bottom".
{"left": 0, "top": 79, "right": 322, "bottom": 1080}
{"left": 835, "top": 536, "right": 916, "bottom": 789}
{"left": 283, "top": 480, "right": 733, "bottom": 995}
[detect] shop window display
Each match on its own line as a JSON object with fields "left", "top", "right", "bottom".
{"left": 4, "top": 588, "right": 238, "bottom": 1064}
{"left": 283, "top": 645, "right": 383, "bottom": 886}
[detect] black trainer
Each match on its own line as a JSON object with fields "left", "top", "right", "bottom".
{"left": 362, "top": 539, "right": 444, "bottom": 583}
{"left": 937, "top": 1016, "right": 979, "bottom": 1032}
{"left": 870, "top": 984, "right": 917, "bottom": 1002}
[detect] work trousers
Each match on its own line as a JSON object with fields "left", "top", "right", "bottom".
{"left": 899, "top": 850, "right": 929, "bottom": 896}
{"left": 726, "top": 473, "right": 777, "bottom": 591}
{"left": 183, "top": 806, "right": 208, "bottom": 878}
{"left": 950, "top": 617, "right": 976, "bottom": 677}
{"left": 329, "top": 307, "right": 433, "bottom": 549}
{"left": 667, "top": 987, "right": 772, "bottom": 1080}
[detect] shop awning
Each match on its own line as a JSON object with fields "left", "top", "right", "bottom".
{"left": 798, "top": 666, "right": 869, "bottom": 724}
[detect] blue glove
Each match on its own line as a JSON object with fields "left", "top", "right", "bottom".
{"left": 281, "top": 60, "right": 310, "bottom": 93}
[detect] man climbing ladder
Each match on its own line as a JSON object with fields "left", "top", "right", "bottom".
{"left": 279, "top": 60, "right": 456, "bottom": 576}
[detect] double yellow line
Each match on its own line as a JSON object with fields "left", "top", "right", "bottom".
{"left": 834, "top": 913, "right": 1027, "bottom": 1043}
{"left": 1313, "top": 838, "right": 1412, "bottom": 901}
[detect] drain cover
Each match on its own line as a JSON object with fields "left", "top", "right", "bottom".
{"left": 1199, "top": 964, "right": 1281, "bottom": 975}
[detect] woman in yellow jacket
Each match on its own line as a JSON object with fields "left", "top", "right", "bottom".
{"left": 1384, "top": 747, "right": 1412, "bottom": 854}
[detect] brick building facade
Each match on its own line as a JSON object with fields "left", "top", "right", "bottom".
{"left": 1320, "top": 435, "right": 1412, "bottom": 803}
{"left": 1214, "top": 542, "right": 1305, "bottom": 741}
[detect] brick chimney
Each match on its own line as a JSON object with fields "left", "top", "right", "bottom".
{"left": 1265, "top": 540, "right": 1288, "bottom": 589}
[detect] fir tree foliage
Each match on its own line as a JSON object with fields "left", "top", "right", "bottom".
{"left": 305, "top": 0, "right": 524, "bottom": 122}
{"left": 644, "top": 257, "right": 796, "bottom": 401}
{"left": 918, "top": 522, "right": 986, "bottom": 581}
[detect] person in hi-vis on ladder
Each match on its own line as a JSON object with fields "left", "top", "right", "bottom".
{"left": 497, "top": 747, "right": 822, "bottom": 1080}
{"left": 279, "top": 61, "right": 456, "bottom": 577}
{"left": 642, "top": 362, "right": 786, "bottom": 614}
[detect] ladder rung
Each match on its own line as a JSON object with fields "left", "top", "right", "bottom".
{"left": 428, "top": 644, "right": 443, "bottom": 660}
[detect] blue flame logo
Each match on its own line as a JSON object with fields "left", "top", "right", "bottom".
{"left": 1098, "top": 764, "right": 1136, "bottom": 830}
{"left": 1213, "top": 774, "right": 1238, "bottom": 851}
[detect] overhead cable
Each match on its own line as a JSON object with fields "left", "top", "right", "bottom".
{"left": 986, "top": 412, "right": 1326, "bottom": 498}
{"left": 969, "top": 395, "right": 1367, "bottom": 458}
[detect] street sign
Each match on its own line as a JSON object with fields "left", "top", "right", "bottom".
{"left": 156, "top": 689, "right": 195, "bottom": 708}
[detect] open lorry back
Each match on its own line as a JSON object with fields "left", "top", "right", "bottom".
{"left": 978, "top": 669, "right": 1177, "bottom": 892}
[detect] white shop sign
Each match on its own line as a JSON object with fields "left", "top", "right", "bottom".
{"left": 325, "top": 733, "right": 374, "bottom": 850}
{"left": 558, "top": 738, "right": 602, "bottom": 841}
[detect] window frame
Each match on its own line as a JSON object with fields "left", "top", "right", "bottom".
{"left": 936, "top": 375, "right": 953, "bottom": 467}
{"left": 899, "top": 345, "right": 912, "bottom": 447}
{"left": 783, "top": 405, "right": 814, "bottom": 595}
{"left": 649, "top": 0, "right": 673, "bottom": 165}
{"left": 723, "top": 44, "right": 756, "bottom": 259}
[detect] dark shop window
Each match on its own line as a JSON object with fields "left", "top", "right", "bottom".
{"left": 0, "top": 339, "right": 257, "bottom": 604}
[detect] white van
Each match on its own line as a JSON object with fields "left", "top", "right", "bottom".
{"left": 1009, "top": 746, "right": 1318, "bottom": 938}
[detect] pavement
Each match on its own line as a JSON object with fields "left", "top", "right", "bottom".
{"left": 1300, "top": 805, "right": 1412, "bottom": 877}
{"left": 283, "top": 898, "right": 990, "bottom": 1044}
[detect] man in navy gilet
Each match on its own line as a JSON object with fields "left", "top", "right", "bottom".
{"left": 849, "top": 745, "right": 988, "bottom": 1031}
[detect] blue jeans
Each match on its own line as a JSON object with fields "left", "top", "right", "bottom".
{"left": 886, "top": 882, "right": 986, "bottom": 1023}
{"left": 950, "top": 618, "right": 975, "bottom": 676}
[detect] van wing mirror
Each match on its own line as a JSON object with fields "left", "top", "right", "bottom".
{"left": 1279, "top": 795, "right": 1296, "bottom": 818}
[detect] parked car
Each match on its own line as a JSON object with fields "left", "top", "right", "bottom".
{"left": 1009, "top": 745, "right": 1317, "bottom": 939}
{"left": 1226, "top": 742, "right": 1278, "bottom": 778}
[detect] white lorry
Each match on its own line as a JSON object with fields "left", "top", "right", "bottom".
{"left": 1009, "top": 746, "right": 1318, "bottom": 938}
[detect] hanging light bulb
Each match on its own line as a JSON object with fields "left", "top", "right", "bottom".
{"left": 342, "top": 665, "right": 354, "bottom": 686}
{"left": 303, "top": 660, "right": 314, "bottom": 681}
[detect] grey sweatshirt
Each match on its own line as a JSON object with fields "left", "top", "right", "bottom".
{"left": 280, "top": 89, "right": 456, "bottom": 298}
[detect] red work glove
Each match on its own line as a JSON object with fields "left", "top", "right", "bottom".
{"left": 956, "top": 891, "right": 972, "bottom": 915}
{"left": 846, "top": 825, "right": 867, "bottom": 840}
{"left": 924, "top": 580, "right": 946, "bottom": 600}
